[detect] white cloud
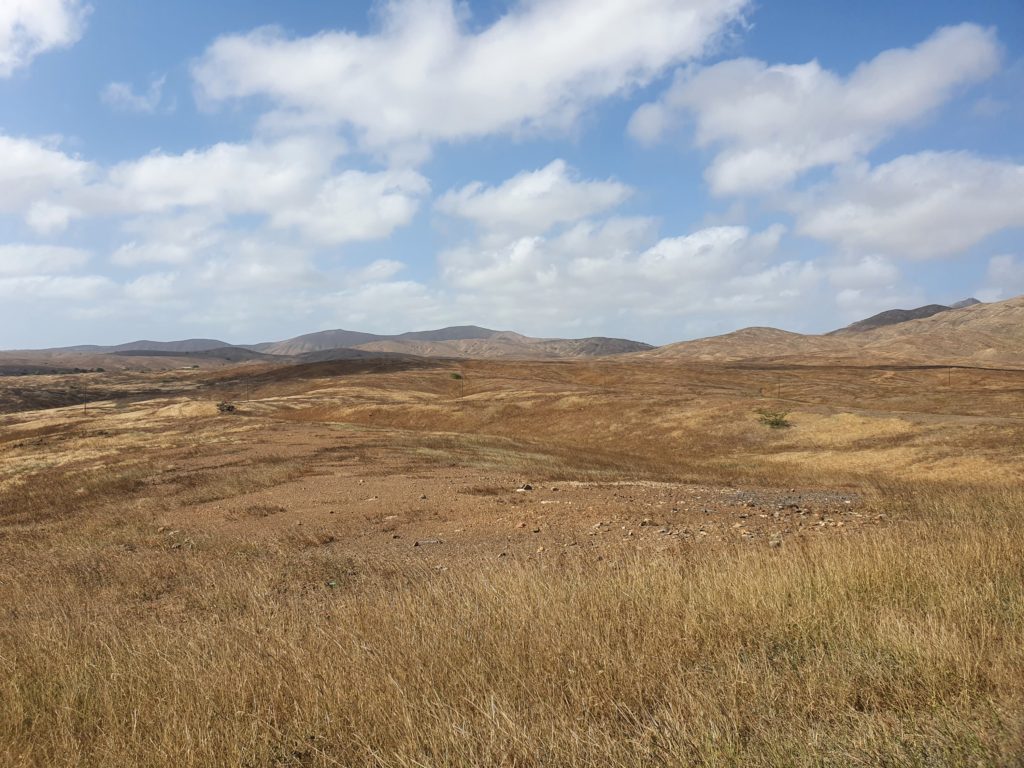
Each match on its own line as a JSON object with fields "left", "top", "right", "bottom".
{"left": 977, "top": 255, "right": 1024, "bottom": 302}
{"left": 827, "top": 254, "right": 900, "bottom": 290}
{"left": 439, "top": 218, "right": 809, "bottom": 327}
{"left": 0, "top": 131, "right": 428, "bottom": 247}
{"left": 824, "top": 255, "right": 922, "bottom": 321}
{"left": 25, "top": 201, "right": 80, "bottom": 234}
{"left": 124, "top": 271, "right": 179, "bottom": 302}
{"left": 112, "top": 214, "right": 225, "bottom": 266}
{"left": 270, "top": 168, "right": 429, "bottom": 245}
{"left": 630, "top": 23, "right": 1001, "bottom": 194}
{"left": 105, "top": 135, "right": 344, "bottom": 215}
{"left": 101, "top": 75, "right": 167, "bottom": 113}
{"left": 0, "top": 134, "right": 92, "bottom": 228}
{"left": 0, "top": 274, "right": 111, "bottom": 300}
{"left": 436, "top": 160, "right": 632, "bottom": 235}
{"left": 0, "top": 243, "right": 90, "bottom": 274}
{"left": 192, "top": 0, "right": 749, "bottom": 153}
{"left": 795, "top": 151, "right": 1024, "bottom": 259}
{"left": 0, "top": 0, "right": 88, "bottom": 77}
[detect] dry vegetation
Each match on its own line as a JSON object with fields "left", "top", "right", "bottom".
{"left": 1, "top": 358, "right": 1023, "bottom": 766}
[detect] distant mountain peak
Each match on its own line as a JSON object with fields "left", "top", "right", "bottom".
{"left": 950, "top": 297, "right": 981, "bottom": 309}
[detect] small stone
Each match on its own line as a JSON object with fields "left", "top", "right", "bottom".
{"left": 532, "top": 527, "right": 541, "bottom": 533}
{"left": 640, "top": 518, "right": 652, "bottom": 527}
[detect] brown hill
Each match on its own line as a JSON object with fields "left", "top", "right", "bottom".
{"left": 828, "top": 298, "right": 982, "bottom": 335}
{"left": 353, "top": 333, "right": 652, "bottom": 359}
{"left": 644, "top": 295, "right": 1024, "bottom": 366}
{"left": 828, "top": 304, "right": 955, "bottom": 335}
{"left": 855, "top": 296, "right": 1024, "bottom": 365}
{"left": 260, "top": 326, "right": 651, "bottom": 359}
{"left": 642, "top": 327, "right": 846, "bottom": 362}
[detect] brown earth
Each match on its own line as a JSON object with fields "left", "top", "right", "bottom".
{"left": 1, "top": 355, "right": 1023, "bottom": 766}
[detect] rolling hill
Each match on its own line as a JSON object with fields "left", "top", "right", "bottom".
{"left": 643, "top": 295, "right": 1024, "bottom": 366}
{"left": 9, "top": 326, "right": 653, "bottom": 362}
{"left": 828, "top": 298, "right": 981, "bottom": 335}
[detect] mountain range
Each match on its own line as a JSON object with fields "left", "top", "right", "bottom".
{"left": 19, "top": 326, "right": 655, "bottom": 361}
{"left": 6, "top": 296, "right": 1024, "bottom": 369}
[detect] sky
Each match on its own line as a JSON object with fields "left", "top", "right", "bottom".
{"left": 0, "top": 0, "right": 1022, "bottom": 348}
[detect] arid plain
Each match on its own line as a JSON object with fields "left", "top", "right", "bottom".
{"left": 2, "top": 303, "right": 1024, "bottom": 766}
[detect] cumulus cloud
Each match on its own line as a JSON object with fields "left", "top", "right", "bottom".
{"left": 192, "top": 0, "right": 749, "bottom": 153}
{"left": 823, "top": 254, "right": 923, "bottom": 321}
{"left": 101, "top": 75, "right": 168, "bottom": 113}
{"left": 270, "top": 168, "right": 429, "bottom": 245}
{"left": 105, "top": 135, "right": 345, "bottom": 215}
{"left": 0, "top": 134, "right": 92, "bottom": 232}
{"left": 0, "top": 131, "right": 429, "bottom": 246}
{"left": 0, "top": 243, "right": 90, "bottom": 274}
{"left": 977, "top": 255, "right": 1024, "bottom": 302}
{"left": 826, "top": 254, "right": 900, "bottom": 291}
{"left": 437, "top": 160, "right": 632, "bottom": 236}
{"left": 630, "top": 23, "right": 1001, "bottom": 194}
{"left": 439, "top": 217, "right": 809, "bottom": 328}
{"left": 795, "top": 151, "right": 1024, "bottom": 259}
{"left": 0, "top": 0, "right": 88, "bottom": 77}
{"left": 0, "top": 274, "right": 111, "bottom": 300}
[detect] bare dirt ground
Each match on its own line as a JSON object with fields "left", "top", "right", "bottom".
{"left": 164, "top": 419, "right": 871, "bottom": 568}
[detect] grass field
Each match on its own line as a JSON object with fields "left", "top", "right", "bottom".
{"left": 1, "top": 358, "right": 1023, "bottom": 766}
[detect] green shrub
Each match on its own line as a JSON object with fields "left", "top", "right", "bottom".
{"left": 756, "top": 408, "right": 791, "bottom": 428}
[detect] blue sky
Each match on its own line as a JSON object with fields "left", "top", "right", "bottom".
{"left": 1, "top": 0, "right": 1022, "bottom": 348}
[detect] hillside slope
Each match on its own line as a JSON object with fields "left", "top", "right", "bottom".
{"left": 644, "top": 295, "right": 1024, "bottom": 366}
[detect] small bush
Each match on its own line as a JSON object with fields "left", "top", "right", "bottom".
{"left": 757, "top": 408, "right": 791, "bottom": 428}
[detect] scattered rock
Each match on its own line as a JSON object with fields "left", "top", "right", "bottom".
{"left": 413, "top": 539, "right": 442, "bottom": 547}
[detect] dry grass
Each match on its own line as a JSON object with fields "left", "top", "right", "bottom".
{"left": 2, "top": 359, "right": 1024, "bottom": 765}
{"left": 0, "top": 481, "right": 1022, "bottom": 766}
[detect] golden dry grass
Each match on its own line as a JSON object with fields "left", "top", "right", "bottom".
{"left": 1, "top": 359, "right": 1024, "bottom": 766}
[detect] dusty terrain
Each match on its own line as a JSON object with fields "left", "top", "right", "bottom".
{"left": 1, "top": 356, "right": 1023, "bottom": 766}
